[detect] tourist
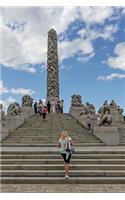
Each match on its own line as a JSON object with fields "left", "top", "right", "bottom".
{"left": 60, "top": 99, "right": 64, "bottom": 113}
{"left": 86, "top": 115, "right": 92, "bottom": 132}
{"left": 56, "top": 100, "right": 60, "bottom": 113}
{"left": 47, "top": 101, "right": 51, "bottom": 113}
{"left": 34, "top": 102, "right": 37, "bottom": 113}
{"left": 42, "top": 106, "right": 48, "bottom": 121}
{"left": 51, "top": 99, "right": 56, "bottom": 114}
{"left": 38, "top": 100, "right": 44, "bottom": 116}
{"left": 58, "top": 131, "right": 73, "bottom": 179}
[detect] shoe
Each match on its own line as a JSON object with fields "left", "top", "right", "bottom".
{"left": 65, "top": 175, "right": 70, "bottom": 179}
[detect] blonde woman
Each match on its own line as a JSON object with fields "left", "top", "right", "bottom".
{"left": 58, "top": 131, "right": 73, "bottom": 179}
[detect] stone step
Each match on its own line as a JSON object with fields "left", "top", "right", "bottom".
{"left": 3, "top": 140, "right": 100, "bottom": 144}
{"left": 1, "top": 176, "right": 125, "bottom": 184}
{"left": 6, "top": 133, "right": 93, "bottom": 139}
{"left": 1, "top": 149, "right": 125, "bottom": 154}
{"left": 2, "top": 154, "right": 125, "bottom": 159}
{"left": 11, "top": 132, "right": 87, "bottom": 135}
{"left": 11, "top": 129, "right": 86, "bottom": 133}
{"left": 1, "top": 164, "right": 125, "bottom": 170}
{"left": 24, "top": 125, "right": 82, "bottom": 127}
{"left": 1, "top": 169, "right": 125, "bottom": 177}
{"left": 7, "top": 135, "right": 94, "bottom": 139}
{"left": 2, "top": 141, "right": 101, "bottom": 145}
{"left": 8, "top": 133, "right": 94, "bottom": 137}
{"left": 1, "top": 143, "right": 104, "bottom": 147}
{"left": 2, "top": 158, "right": 125, "bottom": 164}
{"left": 2, "top": 139, "right": 100, "bottom": 143}
{"left": 10, "top": 131, "right": 93, "bottom": 134}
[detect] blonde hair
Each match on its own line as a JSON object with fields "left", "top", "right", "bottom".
{"left": 60, "top": 130, "right": 69, "bottom": 140}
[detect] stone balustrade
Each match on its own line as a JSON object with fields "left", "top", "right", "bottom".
{"left": 0, "top": 106, "right": 34, "bottom": 141}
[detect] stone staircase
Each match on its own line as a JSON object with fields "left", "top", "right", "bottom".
{"left": 119, "top": 127, "right": 125, "bottom": 146}
{"left": 1, "top": 113, "right": 103, "bottom": 147}
{"left": 1, "top": 113, "right": 125, "bottom": 184}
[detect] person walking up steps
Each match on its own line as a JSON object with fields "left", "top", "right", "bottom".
{"left": 38, "top": 100, "right": 44, "bottom": 116}
{"left": 58, "top": 131, "right": 74, "bottom": 179}
{"left": 86, "top": 115, "right": 92, "bottom": 132}
{"left": 42, "top": 106, "right": 48, "bottom": 121}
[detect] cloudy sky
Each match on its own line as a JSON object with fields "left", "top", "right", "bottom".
{"left": 0, "top": 6, "right": 125, "bottom": 113}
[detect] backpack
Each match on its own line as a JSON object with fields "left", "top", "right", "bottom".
{"left": 64, "top": 140, "right": 75, "bottom": 153}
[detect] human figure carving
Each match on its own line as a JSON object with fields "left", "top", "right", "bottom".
{"left": 79, "top": 102, "right": 95, "bottom": 116}
{"left": 22, "top": 95, "right": 33, "bottom": 107}
{"left": 110, "top": 100, "right": 118, "bottom": 109}
{"left": 98, "top": 100, "right": 110, "bottom": 116}
{"left": 0, "top": 104, "right": 5, "bottom": 126}
{"left": 71, "top": 95, "right": 82, "bottom": 107}
{"left": 98, "top": 110, "right": 112, "bottom": 126}
{"left": 7, "top": 102, "right": 21, "bottom": 116}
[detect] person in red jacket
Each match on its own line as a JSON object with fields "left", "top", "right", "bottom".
{"left": 42, "top": 106, "right": 48, "bottom": 121}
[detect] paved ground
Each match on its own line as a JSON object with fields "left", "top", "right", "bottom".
{"left": 1, "top": 184, "right": 125, "bottom": 193}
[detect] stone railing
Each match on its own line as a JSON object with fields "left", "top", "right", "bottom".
{"left": 0, "top": 106, "right": 34, "bottom": 141}
{"left": 69, "top": 99, "right": 125, "bottom": 146}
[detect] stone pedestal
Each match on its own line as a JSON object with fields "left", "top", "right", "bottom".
{"left": 110, "top": 108, "right": 124, "bottom": 127}
{"left": 93, "top": 127, "right": 120, "bottom": 145}
{"left": 78, "top": 114, "right": 97, "bottom": 128}
{"left": 0, "top": 126, "right": 9, "bottom": 141}
{"left": 21, "top": 107, "right": 34, "bottom": 119}
{"left": 69, "top": 106, "right": 83, "bottom": 120}
{"left": 4, "top": 115, "right": 24, "bottom": 130}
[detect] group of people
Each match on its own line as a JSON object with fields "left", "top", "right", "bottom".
{"left": 33, "top": 99, "right": 64, "bottom": 120}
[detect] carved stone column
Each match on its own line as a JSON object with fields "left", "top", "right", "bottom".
{"left": 47, "top": 29, "right": 59, "bottom": 102}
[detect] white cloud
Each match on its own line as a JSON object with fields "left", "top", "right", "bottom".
{"left": 6, "top": 96, "right": 16, "bottom": 103}
{"left": 78, "top": 7, "right": 113, "bottom": 25}
{"left": 0, "top": 7, "right": 123, "bottom": 72}
{"left": 97, "top": 73, "right": 125, "bottom": 81}
{"left": 0, "top": 81, "right": 36, "bottom": 95}
{"left": 106, "top": 42, "right": 125, "bottom": 71}
{"left": 60, "top": 64, "right": 72, "bottom": 70}
{"left": 77, "top": 52, "right": 95, "bottom": 63}
{"left": 0, "top": 7, "right": 78, "bottom": 72}
{"left": 0, "top": 96, "right": 16, "bottom": 112}
{"left": 9, "top": 88, "right": 36, "bottom": 95}
{"left": 0, "top": 80, "right": 9, "bottom": 94}
{"left": 59, "top": 38, "right": 94, "bottom": 62}
{"left": 77, "top": 24, "right": 118, "bottom": 41}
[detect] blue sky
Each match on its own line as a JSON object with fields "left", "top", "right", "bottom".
{"left": 0, "top": 7, "right": 125, "bottom": 114}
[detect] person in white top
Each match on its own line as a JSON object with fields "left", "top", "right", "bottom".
{"left": 51, "top": 99, "right": 56, "bottom": 114}
{"left": 58, "top": 130, "right": 73, "bottom": 179}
